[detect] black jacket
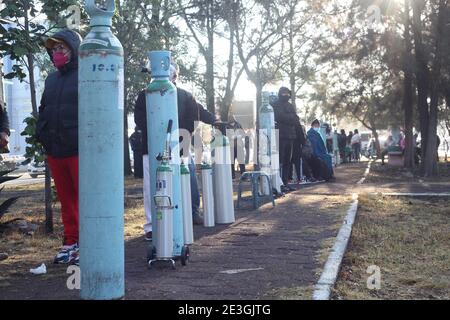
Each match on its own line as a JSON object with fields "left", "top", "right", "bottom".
{"left": 36, "top": 29, "right": 81, "bottom": 158}
{"left": 338, "top": 134, "right": 347, "bottom": 150}
{"left": 134, "top": 87, "right": 216, "bottom": 155}
{"left": 271, "top": 100, "right": 301, "bottom": 140}
{"left": 0, "top": 102, "right": 10, "bottom": 135}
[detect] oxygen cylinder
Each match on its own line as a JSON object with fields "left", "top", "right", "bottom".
{"left": 78, "top": 0, "right": 124, "bottom": 300}
{"left": 259, "top": 92, "right": 282, "bottom": 194}
{"left": 146, "top": 51, "right": 184, "bottom": 257}
{"left": 211, "top": 132, "right": 235, "bottom": 224}
{"left": 259, "top": 92, "right": 274, "bottom": 195}
{"left": 154, "top": 161, "right": 174, "bottom": 259}
{"left": 201, "top": 163, "right": 215, "bottom": 227}
{"left": 180, "top": 161, "right": 194, "bottom": 245}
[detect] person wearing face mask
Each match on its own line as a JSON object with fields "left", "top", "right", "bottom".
{"left": 307, "top": 119, "right": 335, "bottom": 181}
{"left": 36, "top": 29, "right": 82, "bottom": 265}
{"left": 271, "top": 87, "right": 301, "bottom": 192}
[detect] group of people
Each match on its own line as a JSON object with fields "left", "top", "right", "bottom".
{"left": 270, "top": 87, "right": 335, "bottom": 193}
{"left": 34, "top": 29, "right": 218, "bottom": 264}
{"left": 337, "top": 129, "right": 362, "bottom": 164}
{"left": 33, "top": 28, "right": 341, "bottom": 265}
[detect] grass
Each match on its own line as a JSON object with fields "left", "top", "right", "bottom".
{"left": 333, "top": 194, "right": 450, "bottom": 300}
{"left": 366, "top": 160, "right": 450, "bottom": 184}
{"left": 0, "top": 177, "right": 146, "bottom": 286}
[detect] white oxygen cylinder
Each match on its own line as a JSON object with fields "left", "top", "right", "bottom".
{"left": 212, "top": 135, "right": 235, "bottom": 224}
{"left": 154, "top": 162, "right": 174, "bottom": 259}
{"left": 201, "top": 163, "right": 215, "bottom": 227}
{"left": 180, "top": 161, "right": 194, "bottom": 245}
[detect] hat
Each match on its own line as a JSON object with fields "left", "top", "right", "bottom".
{"left": 44, "top": 37, "right": 66, "bottom": 49}
{"left": 278, "top": 87, "right": 291, "bottom": 96}
{"left": 311, "top": 119, "right": 320, "bottom": 127}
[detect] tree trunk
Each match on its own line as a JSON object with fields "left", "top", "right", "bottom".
{"left": 371, "top": 129, "right": 382, "bottom": 158}
{"left": 412, "top": 0, "right": 430, "bottom": 173}
{"left": 26, "top": 54, "right": 38, "bottom": 118}
{"left": 205, "top": 2, "right": 216, "bottom": 115}
{"left": 289, "top": 16, "right": 296, "bottom": 107}
{"left": 24, "top": 3, "right": 52, "bottom": 230}
{"left": 403, "top": 0, "right": 415, "bottom": 169}
{"left": 220, "top": 20, "right": 235, "bottom": 121}
{"left": 423, "top": 0, "right": 446, "bottom": 177}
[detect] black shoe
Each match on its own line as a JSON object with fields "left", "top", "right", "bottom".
{"left": 281, "top": 185, "right": 295, "bottom": 192}
{"left": 145, "top": 232, "right": 152, "bottom": 241}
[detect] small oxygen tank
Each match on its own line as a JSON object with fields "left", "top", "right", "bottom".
{"left": 180, "top": 161, "right": 194, "bottom": 245}
{"left": 201, "top": 163, "right": 215, "bottom": 227}
{"left": 154, "top": 160, "right": 174, "bottom": 259}
{"left": 211, "top": 133, "right": 235, "bottom": 224}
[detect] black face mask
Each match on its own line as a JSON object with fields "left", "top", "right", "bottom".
{"left": 279, "top": 95, "right": 291, "bottom": 103}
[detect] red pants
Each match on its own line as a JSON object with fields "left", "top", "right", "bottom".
{"left": 47, "top": 155, "right": 79, "bottom": 245}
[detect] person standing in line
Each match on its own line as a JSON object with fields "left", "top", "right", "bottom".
{"left": 271, "top": 87, "right": 302, "bottom": 192}
{"left": 351, "top": 129, "right": 362, "bottom": 162}
{"left": 36, "top": 29, "right": 82, "bottom": 265}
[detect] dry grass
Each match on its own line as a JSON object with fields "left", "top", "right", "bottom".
{"left": 0, "top": 177, "right": 146, "bottom": 286}
{"left": 333, "top": 195, "right": 450, "bottom": 300}
{"left": 265, "top": 285, "right": 315, "bottom": 300}
{"left": 366, "top": 161, "right": 450, "bottom": 184}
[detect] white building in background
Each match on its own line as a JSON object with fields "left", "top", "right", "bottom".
{"left": 2, "top": 56, "right": 44, "bottom": 157}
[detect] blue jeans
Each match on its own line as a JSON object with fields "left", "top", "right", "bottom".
{"left": 188, "top": 158, "right": 200, "bottom": 216}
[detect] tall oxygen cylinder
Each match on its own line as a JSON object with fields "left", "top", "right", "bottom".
{"left": 180, "top": 161, "right": 194, "bottom": 245}
{"left": 201, "top": 163, "right": 215, "bottom": 227}
{"left": 78, "top": 0, "right": 124, "bottom": 300}
{"left": 146, "top": 51, "right": 184, "bottom": 257}
{"left": 259, "top": 92, "right": 274, "bottom": 195}
{"left": 260, "top": 92, "right": 282, "bottom": 194}
{"left": 154, "top": 150, "right": 174, "bottom": 259}
{"left": 211, "top": 131, "right": 235, "bottom": 224}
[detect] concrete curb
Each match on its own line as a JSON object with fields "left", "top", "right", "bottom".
{"left": 313, "top": 161, "right": 372, "bottom": 300}
{"left": 380, "top": 193, "right": 450, "bottom": 197}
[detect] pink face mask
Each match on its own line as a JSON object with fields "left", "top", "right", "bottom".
{"left": 53, "top": 52, "right": 70, "bottom": 69}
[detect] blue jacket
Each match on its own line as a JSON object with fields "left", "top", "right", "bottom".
{"left": 307, "top": 128, "right": 332, "bottom": 171}
{"left": 36, "top": 29, "right": 81, "bottom": 158}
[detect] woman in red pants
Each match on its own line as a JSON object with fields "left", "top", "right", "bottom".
{"left": 36, "top": 29, "right": 82, "bottom": 265}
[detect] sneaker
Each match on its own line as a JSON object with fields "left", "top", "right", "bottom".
{"left": 193, "top": 214, "right": 204, "bottom": 225}
{"left": 54, "top": 243, "right": 79, "bottom": 264}
{"left": 71, "top": 250, "right": 79, "bottom": 266}
{"left": 145, "top": 232, "right": 153, "bottom": 241}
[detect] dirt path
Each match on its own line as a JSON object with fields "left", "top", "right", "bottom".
{"left": 0, "top": 162, "right": 369, "bottom": 300}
